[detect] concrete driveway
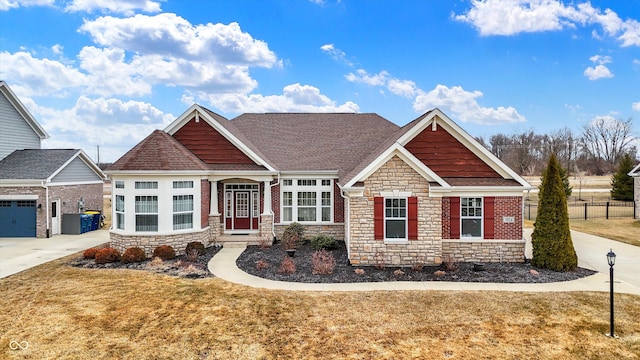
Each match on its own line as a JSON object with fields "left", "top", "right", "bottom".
{"left": 525, "top": 228, "right": 640, "bottom": 294}
{"left": 0, "top": 230, "right": 110, "bottom": 278}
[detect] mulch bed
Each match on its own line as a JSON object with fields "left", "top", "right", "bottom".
{"left": 69, "top": 245, "right": 222, "bottom": 279}
{"left": 236, "top": 241, "right": 596, "bottom": 284}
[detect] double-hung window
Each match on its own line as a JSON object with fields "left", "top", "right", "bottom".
{"left": 281, "top": 179, "right": 333, "bottom": 223}
{"left": 385, "top": 198, "right": 407, "bottom": 240}
{"left": 461, "top": 197, "right": 482, "bottom": 237}
{"left": 173, "top": 195, "right": 193, "bottom": 230}
{"left": 115, "top": 195, "right": 125, "bottom": 230}
{"left": 135, "top": 195, "right": 158, "bottom": 231}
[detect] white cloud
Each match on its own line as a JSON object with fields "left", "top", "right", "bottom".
{"left": 320, "top": 44, "right": 353, "bottom": 66}
{"left": 413, "top": 85, "right": 526, "bottom": 125}
{"left": 345, "top": 69, "right": 389, "bottom": 86}
{"left": 22, "top": 95, "right": 174, "bottom": 162}
{"left": 51, "top": 44, "right": 64, "bottom": 55}
{"left": 387, "top": 78, "right": 419, "bottom": 98}
{"left": 0, "top": 0, "right": 53, "bottom": 11}
{"left": 584, "top": 55, "right": 614, "bottom": 80}
{"left": 200, "top": 83, "right": 360, "bottom": 114}
{"left": 65, "top": 0, "right": 162, "bottom": 15}
{"left": 0, "top": 51, "right": 89, "bottom": 97}
{"left": 455, "top": 0, "right": 640, "bottom": 47}
{"left": 633, "top": 102, "right": 640, "bottom": 112}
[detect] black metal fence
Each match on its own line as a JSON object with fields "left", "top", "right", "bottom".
{"left": 524, "top": 201, "right": 636, "bottom": 221}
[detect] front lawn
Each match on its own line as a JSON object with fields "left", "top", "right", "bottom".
{"left": 1, "top": 256, "right": 639, "bottom": 359}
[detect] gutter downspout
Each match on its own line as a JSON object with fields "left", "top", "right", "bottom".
{"left": 268, "top": 172, "right": 281, "bottom": 238}
{"left": 338, "top": 183, "right": 350, "bottom": 260}
{"left": 43, "top": 180, "right": 50, "bottom": 238}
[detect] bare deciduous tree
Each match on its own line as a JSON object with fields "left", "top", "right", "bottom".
{"left": 580, "top": 117, "right": 634, "bottom": 169}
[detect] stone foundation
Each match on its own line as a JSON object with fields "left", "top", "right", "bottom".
{"left": 274, "top": 223, "right": 345, "bottom": 241}
{"left": 441, "top": 240, "right": 525, "bottom": 263}
{"left": 110, "top": 228, "right": 211, "bottom": 257}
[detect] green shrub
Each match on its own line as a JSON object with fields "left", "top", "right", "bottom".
{"left": 153, "top": 245, "right": 176, "bottom": 260}
{"left": 531, "top": 154, "right": 577, "bottom": 271}
{"left": 83, "top": 247, "right": 99, "bottom": 259}
{"left": 611, "top": 153, "right": 635, "bottom": 201}
{"left": 310, "top": 234, "right": 337, "bottom": 250}
{"left": 95, "top": 247, "right": 121, "bottom": 264}
{"left": 185, "top": 242, "right": 205, "bottom": 256}
{"left": 121, "top": 247, "right": 147, "bottom": 263}
{"left": 281, "top": 222, "right": 305, "bottom": 250}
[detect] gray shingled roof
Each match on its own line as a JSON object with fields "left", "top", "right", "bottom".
{"left": 107, "top": 130, "right": 210, "bottom": 171}
{"left": 0, "top": 149, "right": 78, "bottom": 179}
{"left": 230, "top": 113, "right": 400, "bottom": 182}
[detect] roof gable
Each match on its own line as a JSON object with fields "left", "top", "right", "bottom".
{"left": 0, "top": 149, "right": 104, "bottom": 181}
{"left": 165, "top": 105, "right": 275, "bottom": 171}
{"left": 107, "top": 130, "right": 209, "bottom": 172}
{"left": 0, "top": 81, "right": 49, "bottom": 140}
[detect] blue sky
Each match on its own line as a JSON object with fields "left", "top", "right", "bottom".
{"left": 1, "top": 0, "right": 639, "bottom": 163}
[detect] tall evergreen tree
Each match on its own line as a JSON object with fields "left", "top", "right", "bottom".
{"left": 531, "top": 154, "right": 578, "bottom": 271}
{"left": 610, "top": 153, "right": 635, "bottom": 201}
{"left": 540, "top": 164, "right": 572, "bottom": 197}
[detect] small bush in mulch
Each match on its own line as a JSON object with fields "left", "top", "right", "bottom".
{"left": 311, "top": 249, "right": 336, "bottom": 274}
{"left": 310, "top": 234, "right": 337, "bottom": 250}
{"left": 95, "top": 247, "right": 121, "bottom": 264}
{"left": 185, "top": 242, "right": 205, "bottom": 256}
{"left": 153, "top": 245, "right": 176, "bottom": 260}
{"left": 236, "top": 241, "right": 597, "bottom": 284}
{"left": 69, "top": 245, "right": 222, "bottom": 279}
{"left": 278, "top": 256, "right": 296, "bottom": 274}
{"left": 83, "top": 247, "right": 99, "bottom": 259}
{"left": 122, "top": 247, "right": 147, "bottom": 264}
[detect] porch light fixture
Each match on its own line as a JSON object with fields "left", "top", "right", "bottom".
{"left": 606, "top": 248, "right": 616, "bottom": 338}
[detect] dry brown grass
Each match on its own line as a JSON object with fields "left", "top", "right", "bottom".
{"left": 1, "top": 257, "right": 639, "bottom": 359}
{"left": 569, "top": 219, "right": 640, "bottom": 247}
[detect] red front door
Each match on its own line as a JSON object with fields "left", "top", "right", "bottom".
{"left": 233, "top": 191, "right": 251, "bottom": 230}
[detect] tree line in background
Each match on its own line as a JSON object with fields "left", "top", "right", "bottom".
{"left": 476, "top": 116, "right": 637, "bottom": 177}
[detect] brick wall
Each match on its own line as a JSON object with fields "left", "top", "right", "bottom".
{"left": 334, "top": 181, "right": 345, "bottom": 223}
{"left": 494, "top": 196, "right": 523, "bottom": 239}
{"left": 0, "top": 183, "right": 102, "bottom": 238}
{"left": 349, "top": 155, "right": 442, "bottom": 266}
{"left": 201, "top": 179, "right": 210, "bottom": 229}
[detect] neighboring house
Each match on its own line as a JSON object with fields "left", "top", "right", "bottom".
{"left": 0, "top": 149, "right": 106, "bottom": 238}
{"left": 629, "top": 164, "right": 640, "bottom": 219}
{"left": 106, "top": 105, "right": 531, "bottom": 265}
{"left": 0, "top": 80, "right": 49, "bottom": 160}
{"left": 0, "top": 81, "right": 105, "bottom": 238}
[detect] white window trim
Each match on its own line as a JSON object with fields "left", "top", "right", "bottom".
{"left": 111, "top": 178, "right": 201, "bottom": 235}
{"left": 115, "top": 195, "right": 125, "bottom": 230}
{"left": 383, "top": 197, "right": 408, "bottom": 243}
{"left": 172, "top": 194, "right": 194, "bottom": 230}
{"left": 461, "top": 197, "right": 483, "bottom": 238}
{"left": 135, "top": 195, "right": 158, "bottom": 232}
{"left": 280, "top": 178, "right": 333, "bottom": 224}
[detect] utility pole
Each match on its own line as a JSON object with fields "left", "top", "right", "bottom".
{"left": 96, "top": 145, "right": 100, "bottom": 166}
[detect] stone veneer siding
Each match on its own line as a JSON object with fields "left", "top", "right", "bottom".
{"left": 110, "top": 228, "right": 210, "bottom": 257}
{"left": 635, "top": 177, "right": 639, "bottom": 219}
{"left": 349, "top": 155, "right": 442, "bottom": 266}
{"left": 274, "top": 224, "right": 345, "bottom": 241}
{"left": 441, "top": 240, "right": 525, "bottom": 263}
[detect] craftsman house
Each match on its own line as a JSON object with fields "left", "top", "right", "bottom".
{"left": 0, "top": 81, "right": 105, "bottom": 238}
{"left": 106, "top": 105, "right": 531, "bottom": 265}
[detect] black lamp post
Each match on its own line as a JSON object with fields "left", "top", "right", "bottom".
{"left": 606, "top": 248, "right": 616, "bottom": 338}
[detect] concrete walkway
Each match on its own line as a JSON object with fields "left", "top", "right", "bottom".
{"left": 209, "top": 230, "right": 640, "bottom": 295}
{"left": 0, "top": 230, "right": 110, "bottom": 278}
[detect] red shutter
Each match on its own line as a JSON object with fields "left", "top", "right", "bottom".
{"left": 484, "top": 197, "right": 495, "bottom": 239}
{"left": 408, "top": 196, "right": 418, "bottom": 240}
{"left": 374, "top": 197, "right": 384, "bottom": 240}
{"left": 450, "top": 197, "right": 460, "bottom": 239}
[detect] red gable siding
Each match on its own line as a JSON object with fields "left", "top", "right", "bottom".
{"left": 173, "top": 117, "right": 256, "bottom": 165}
{"left": 405, "top": 124, "right": 501, "bottom": 178}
